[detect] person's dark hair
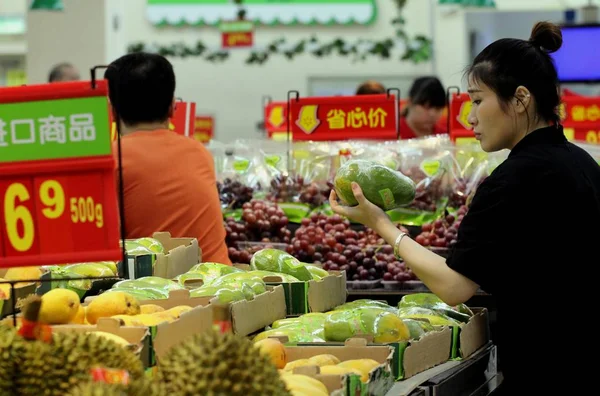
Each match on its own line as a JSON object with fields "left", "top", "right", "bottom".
{"left": 48, "top": 62, "right": 74, "bottom": 82}
{"left": 356, "top": 80, "right": 386, "bottom": 95}
{"left": 104, "top": 53, "right": 176, "bottom": 127}
{"left": 466, "top": 21, "right": 563, "bottom": 125}
{"left": 408, "top": 76, "right": 446, "bottom": 108}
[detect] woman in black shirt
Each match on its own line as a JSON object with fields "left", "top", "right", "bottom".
{"left": 330, "top": 21, "right": 600, "bottom": 395}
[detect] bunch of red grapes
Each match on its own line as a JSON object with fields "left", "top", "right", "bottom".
{"left": 225, "top": 200, "right": 291, "bottom": 262}
{"left": 217, "top": 178, "right": 254, "bottom": 209}
{"left": 448, "top": 178, "right": 468, "bottom": 209}
{"left": 401, "top": 166, "right": 445, "bottom": 212}
{"left": 298, "top": 182, "right": 333, "bottom": 207}
{"left": 267, "top": 174, "right": 305, "bottom": 203}
{"left": 414, "top": 205, "right": 468, "bottom": 249}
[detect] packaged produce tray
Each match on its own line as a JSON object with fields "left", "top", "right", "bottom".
{"left": 381, "top": 281, "right": 428, "bottom": 291}
{"left": 346, "top": 279, "right": 382, "bottom": 290}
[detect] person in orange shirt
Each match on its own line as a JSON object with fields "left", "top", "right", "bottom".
{"left": 400, "top": 76, "right": 448, "bottom": 139}
{"left": 105, "top": 53, "right": 230, "bottom": 264}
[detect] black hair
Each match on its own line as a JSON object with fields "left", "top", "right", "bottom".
{"left": 104, "top": 53, "right": 176, "bottom": 127}
{"left": 467, "top": 21, "right": 562, "bottom": 125}
{"left": 48, "top": 62, "right": 76, "bottom": 82}
{"left": 408, "top": 76, "right": 446, "bottom": 108}
{"left": 356, "top": 80, "right": 386, "bottom": 95}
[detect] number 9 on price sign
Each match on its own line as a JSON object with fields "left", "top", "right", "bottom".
{"left": 0, "top": 173, "right": 113, "bottom": 261}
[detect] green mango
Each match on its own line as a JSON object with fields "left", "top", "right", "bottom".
{"left": 333, "top": 299, "right": 397, "bottom": 312}
{"left": 334, "top": 159, "right": 416, "bottom": 210}
{"left": 210, "top": 274, "right": 267, "bottom": 298}
{"left": 190, "top": 285, "right": 246, "bottom": 304}
{"left": 324, "top": 307, "right": 392, "bottom": 342}
{"left": 135, "top": 237, "right": 165, "bottom": 254}
{"left": 399, "top": 293, "right": 472, "bottom": 323}
{"left": 105, "top": 287, "right": 165, "bottom": 300}
{"left": 122, "top": 240, "right": 154, "bottom": 256}
{"left": 305, "top": 265, "right": 329, "bottom": 280}
{"left": 397, "top": 307, "right": 461, "bottom": 326}
{"left": 253, "top": 327, "right": 325, "bottom": 343}
{"left": 135, "top": 276, "right": 183, "bottom": 291}
{"left": 402, "top": 319, "right": 434, "bottom": 340}
{"left": 250, "top": 249, "right": 312, "bottom": 281}
{"left": 64, "top": 263, "right": 115, "bottom": 278}
{"left": 247, "top": 270, "right": 300, "bottom": 283}
{"left": 188, "top": 263, "right": 243, "bottom": 285}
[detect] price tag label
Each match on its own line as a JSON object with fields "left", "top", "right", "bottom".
{"left": 0, "top": 80, "right": 120, "bottom": 268}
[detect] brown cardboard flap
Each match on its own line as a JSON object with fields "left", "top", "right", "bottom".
{"left": 460, "top": 308, "right": 489, "bottom": 358}
{"left": 307, "top": 272, "right": 347, "bottom": 312}
{"left": 153, "top": 304, "right": 213, "bottom": 360}
{"left": 228, "top": 285, "right": 287, "bottom": 336}
{"left": 403, "top": 327, "right": 452, "bottom": 379}
{"left": 151, "top": 232, "right": 201, "bottom": 279}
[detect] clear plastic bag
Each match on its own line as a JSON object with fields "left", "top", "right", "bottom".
{"left": 323, "top": 307, "right": 411, "bottom": 343}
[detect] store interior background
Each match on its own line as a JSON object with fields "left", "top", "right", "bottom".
{"left": 0, "top": 0, "right": 597, "bottom": 142}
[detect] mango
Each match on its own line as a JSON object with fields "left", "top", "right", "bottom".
{"left": 337, "top": 359, "right": 380, "bottom": 382}
{"left": 86, "top": 291, "right": 140, "bottom": 324}
{"left": 39, "top": 288, "right": 80, "bottom": 324}
{"left": 308, "top": 354, "right": 340, "bottom": 367}
{"left": 89, "top": 331, "right": 130, "bottom": 347}
{"left": 140, "top": 304, "right": 165, "bottom": 314}
{"left": 254, "top": 338, "right": 287, "bottom": 369}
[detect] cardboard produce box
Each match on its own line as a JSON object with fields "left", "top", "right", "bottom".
{"left": 285, "top": 338, "right": 395, "bottom": 396}
{"left": 0, "top": 269, "right": 37, "bottom": 317}
{"left": 51, "top": 317, "right": 152, "bottom": 368}
{"left": 451, "top": 307, "right": 490, "bottom": 359}
{"left": 142, "top": 287, "right": 287, "bottom": 338}
{"left": 234, "top": 265, "right": 347, "bottom": 316}
{"left": 299, "top": 327, "right": 452, "bottom": 381}
{"left": 84, "top": 289, "right": 214, "bottom": 366}
{"left": 119, "top": 232, "right": 201, "bottom": 280}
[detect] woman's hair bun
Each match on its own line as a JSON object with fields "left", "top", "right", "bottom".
{"left": 530, "top": 21, "right": 563, "bottom": 53}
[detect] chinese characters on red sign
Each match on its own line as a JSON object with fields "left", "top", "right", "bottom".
{"left": 289, "top": 94, "right": 398, "bottom": 141}
{"left": 0, "top": 80, "right": 121, "bottom": 268}
{"left": 194, "top": 116, "right": 214, "bottom": 143}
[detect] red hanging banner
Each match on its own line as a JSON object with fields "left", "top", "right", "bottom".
{"left": 0, "top": 80, "right": 121, "bottom": 268}
{"left": 264, "top": 101, "right": 288, "bottom": 137}
{"left": 288, "top": 94, "right": 399, "bottom": 141}
{"left": 194, "top": 115, "right": 214, "bottom": 143}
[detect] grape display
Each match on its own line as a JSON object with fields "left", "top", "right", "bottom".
{"left": 218, "top": 178, "right": 254, "bottom": 209}
{"left": 401, "top": 166, "right": 443, "bottom": 212}
{"left": 225, "top": 200, "right": 291, "bottom": 263}
{"left": 414, "top": 205, "right": 468, "bottom": 248}
{"left": 267, "top": 174, "right": 305, "bottom": 203}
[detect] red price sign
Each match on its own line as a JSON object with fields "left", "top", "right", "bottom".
{"left": 289, "top": 94, "right": 399, "bottom": 141}
{"left": 194, "top": 115, "right": 214, "bottom": 143}
{"left": 264, "top": 101, "right": 288, "bottom": 136}
{"left": 0, "top": 80, "right": 120, "bottom": 268}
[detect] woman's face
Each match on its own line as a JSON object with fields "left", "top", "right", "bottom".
{"left": 407, "top": 103, "right": 444, "bottom": 132}
{"left": 467, "top": 79, "right": 522, "bottom": 152}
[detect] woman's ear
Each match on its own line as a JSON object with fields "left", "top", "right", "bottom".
{"left": 513, "top": 85, "right": 532, "bottom": 114}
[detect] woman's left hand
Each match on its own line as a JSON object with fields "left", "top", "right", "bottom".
{"left": 329, "top": 182, "right": 389, "bottom": 231}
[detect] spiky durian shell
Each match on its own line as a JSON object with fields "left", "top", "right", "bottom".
{"left": 0, "top": 325, "right": 19, "bottom": 394}
{"left": 12, "top": 332, "right": 144, "bottom": 395}
{"left": 66, "top": 377, "right": 165, "bottom": 396}
{"left": 159, "top": 331, "right": 291, "bottom": 396}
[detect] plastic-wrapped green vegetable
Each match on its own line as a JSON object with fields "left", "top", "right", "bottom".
{"left": 397, "top": 307, "right": 461, "bottom": 326}
{"left": 398, "top": 293, "right": 472, "bottom": 323}
{"left": 209, "top": 273, "right": 267, "bottom": 297}
{"left": 253, "top": 327, "right": 325, "bottom": 343}
{"left": 190, "top": 285, "right": 247, "bottom": 303}
{"left": 324, "top": 307, "right": 410, "bottom": 343}
{"left": 333, "top": 299, "right": 397, "bottom": 313}
{"left": 187, "top": 263, "right": 244, "bottom": 285}
{"left": 402, "top": 319, "right": 435, "bottom": 340}
{"left": 250, "top": 249, "right": 313, "bottom": 281}
{"left": 247, "top": 270, "right": 300, "bottom": 283}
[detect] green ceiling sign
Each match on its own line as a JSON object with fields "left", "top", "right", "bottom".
{"left": 146, "top": 0, "right": 376, "bottom": 26}
{"left": 438, "top": 0, "right": 495, "bottom": 6}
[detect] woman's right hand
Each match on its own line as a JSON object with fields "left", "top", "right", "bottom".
{"left": 329, "top": 182, "right": 391, "bottom": 232}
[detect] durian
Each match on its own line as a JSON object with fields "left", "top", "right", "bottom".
{"left": 0, "top": 325, "right": 19, "bottom": 394}
{"left": 159, "top": 330, "right": 291, "bottom": 396}
{"left": 66, "top": 377, "right": 165, "bottom": 396}
{"left": 11, "top": 332, "right": 144, "bottom": 395}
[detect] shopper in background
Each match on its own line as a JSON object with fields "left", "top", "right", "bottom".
{"left": 48, "top": 62, "right": 80, "bottom": 82}
{"left": 355, "top": 80, "right": 386, "bottom": 95}
{"left": 400, "top": 76, "right": 447, "bottom": 139}
{"left": 330, "top": 21, "right": 598, "bottom": 395}
{"left": 105, "top": 53, "right": 231, "bottom": 264}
